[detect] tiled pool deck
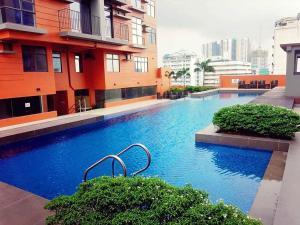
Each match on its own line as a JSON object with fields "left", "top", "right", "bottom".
{"left": 0, "top": 182, "right": 51, "bottom": 225}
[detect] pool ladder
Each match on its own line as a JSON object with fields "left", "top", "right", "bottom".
{"left": 83, "top": 143, "right": 151, "bottom": 182}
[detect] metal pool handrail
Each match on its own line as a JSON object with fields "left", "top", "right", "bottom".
{"left": 83, "top": 155, "right": 127, "bottom": 182}
{"left": 112, "top": 143, "right": 152, "bottom": 177}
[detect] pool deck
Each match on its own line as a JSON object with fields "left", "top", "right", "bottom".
{"left": 0, "top": 182, "right": 51, "bottom": 225}
{"left": 250, "top": 87, "right": 294, "bottom": 109}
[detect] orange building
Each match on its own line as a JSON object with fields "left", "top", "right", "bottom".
{"left": 0, "top": 0, "right": 166, "bottom": 127}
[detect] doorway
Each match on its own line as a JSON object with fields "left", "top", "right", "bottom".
{"left": 55, "top": 91, "right": 69, "bottom": 116}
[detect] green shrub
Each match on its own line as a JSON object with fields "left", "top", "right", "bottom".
{"left": 213, "top": 104, "right": 300, "bottom": 139}
{"left": 185, "top": 86, "right": 215, "bottom": 93}
{"left": 170, "top": 87, "right": 184, "bottom": 93}
{"left": 45, "top": 176, "right": 261, "bottom": 225}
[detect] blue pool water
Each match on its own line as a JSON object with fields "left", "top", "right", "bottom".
{"left": 0, "top": 93, "right": 271, "bottom": 212}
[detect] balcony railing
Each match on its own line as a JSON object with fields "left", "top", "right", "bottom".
{"left": 58, "top": 8, "right": 129, "bottom": 41}
{"left": 105, "top": 18, "right": 129, "bottom": 41}
{"left": 58, "top": 8, "right": 101, "bottom": 36}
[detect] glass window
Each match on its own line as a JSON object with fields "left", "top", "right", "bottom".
{"left": 295, "top": 51, "right": 300, "bottom": 74}
{"left": 52, "top": 52, "right": 62, "bottom": 73}
{"left": 134, "top": 57, "right": 148, "bottom": 72}
{"left": 148, "top": 27, "right": 156, "bottom": 44}
{"left": 0, "top": 0, "right": 35, "bottom": 26}
{"left": 75, "top": 54, "right": 83, "bottom": 73}
{"left": 132, "top": 17, "right": 143, "bottom": 45}
{"left": 106, "top": 54, "right": 120, "bottom": 72}
{"left": 22, "top": 46, "right": 48, "bottom": 72}
{"left": 146, "top": 0, "right": 155, "bottom": 17}
{"left": 131, "top": 0, "right": 141, "bottom": 9}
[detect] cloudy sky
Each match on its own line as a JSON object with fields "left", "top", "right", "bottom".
{"left": 156, "top": 0, "right": 300, "bottom": 65}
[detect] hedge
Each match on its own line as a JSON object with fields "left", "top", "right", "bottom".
{"left": 185, "top": 86, "right": 215, "bottom": 93}
{"left": 45, "top": 176, "right": 261, "bottom": 225}
{"left": 213, "top": 104, "right": 300, "bottom": 139}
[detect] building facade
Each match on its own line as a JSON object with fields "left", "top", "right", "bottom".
{"left": 0, "top": 0, "right": 164, "bottom": 127}
{"left": 281, "top": 43, "right": 300, "bottom": 103}
{"left": 272, "top": 14, "right": 300, "bottom": 74}
{"left": 162, "top": 50, "right": 202, "bottom": 86}
{"left": 201, "top": 38, "right": 251, "bottom": 63}
{"left": 251, "top": 49, "right": 269, "bottom": 75}
{"left": 204, "top": 58, "right": 252, "bottom": 86}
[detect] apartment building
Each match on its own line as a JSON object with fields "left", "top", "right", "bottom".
{"left": 204, "top": 58, "right": 252, "bottom": 86}
{"left": 0, "top": 0, "right": 163, "bottom": 127}
{"left": 162, "top": 50, "right": 202, "bottom": 86}
{"left": 272, "top": 14, "right": 300, "bottom": 74}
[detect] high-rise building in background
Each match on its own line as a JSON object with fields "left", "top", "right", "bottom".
{"left": 272, "top": 13, "right": 300, "bottom": 74}
{"left": 163, "top": 50, "right": 202, "bottom": 86}
{"left": 202, "top": 38, "right": 251, "bottom": 62}
{"left": 251, "top": 49, "right": 269, "bottom": 75}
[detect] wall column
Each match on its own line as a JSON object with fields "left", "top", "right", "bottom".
{"left": 90, "top": 0, "right": 105, "bottom": 37}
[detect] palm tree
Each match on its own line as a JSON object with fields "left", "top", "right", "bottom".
{"left": 176, "top": 68, "right": 191, "bottom": 87}
{"left": 194, "top": 59, "right": 215, "bottom": 86}
{"left": 164, "top": 70, "right": 175, "bottom": 89}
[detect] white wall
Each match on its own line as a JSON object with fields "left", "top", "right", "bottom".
{"left": 273, "top": 17, "right": 300, "bottom": 74}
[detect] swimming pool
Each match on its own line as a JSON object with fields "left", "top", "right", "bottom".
{"left": 0, "top": 93, "right": 271, "bottom": 212}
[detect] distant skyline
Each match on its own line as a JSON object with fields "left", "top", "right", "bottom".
{"left": 156, "top": 0, "right": 300, "bottom": 65}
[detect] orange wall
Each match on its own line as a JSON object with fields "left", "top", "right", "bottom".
{"left": 157, "top": 67, "right": 171, "bottom": 95}
{"left": 0, "top": 42, "right": 56, "bottom": 99}
{"left": 0, "top": 111, "right": 57, "bottom": 128}
{"left": 219, "top": 75, "right": 286, "bottom": 88}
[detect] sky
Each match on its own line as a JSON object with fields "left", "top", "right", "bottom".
{"left": 156, "top": 0, "right": 300, "bottom": 65}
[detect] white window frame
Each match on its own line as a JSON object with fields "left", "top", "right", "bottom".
{"left": 106, "top": 54, "right": 120, "bottom": 72}
{"left": 134, "top": 57, "right": 148, "bottom": 73}
{"left": 132, "top": 17, "right": 143, "bottom": 45}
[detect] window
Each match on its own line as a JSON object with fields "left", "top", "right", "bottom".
{"left": 131, "top": 0, "right": 141, "bottom": 9}
{"left": 134, "top": 57, "right": 148, "bottom": 72}
{"left": 96, "top": 86, "right": 157, "bottom": 104}
{"left": 148, "top": 27, "right": 156, "bottom": 44}
{"left": 0, "top": 0, "right": 35, "bottom": 26}
{"left": 106, "top": 54, "right": 120, "bottom": 72}
{"left": 0, "top": 96, "right": 41, "bottom": 119}
{"left": 132, "top": 17, "right": 143, "bottom": 45}
{"left": 2, "top": 42, "right": 13, "bottom": 51}
{"left": 22, "top": 46, "right": 48, "bottom": 72}
{"left": 295, "top": 51, "right": 300, "bottom": 75}
{"left": 52, "top": 52, "right": 62, "bottom": 73}
{"left": 75, "top": 54, "right": 83, "bottom": 73}
{"left": 146, "top": 0, "right": 155, "bottom": 17}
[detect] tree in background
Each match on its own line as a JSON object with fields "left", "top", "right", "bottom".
{"left": 165, "top": 70, "right": 176, "bottom": 90}
{"left": 194, "top": 59, "right": 215, "bottom": 86}
{"left": 176, "top": 68, "right": 191, "bottom": 87}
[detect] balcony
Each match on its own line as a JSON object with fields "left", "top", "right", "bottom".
{"left": 58, "top": 8, "right": 129, "bottom": 45}
{"left": 131, "top": 36, "right": 146, "bottom": 49}
{"left": 111, "top": 0, "right": 128, "bottom": 6}
{"left": 128, "top": 3, "right": 146, "bottom": 13}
